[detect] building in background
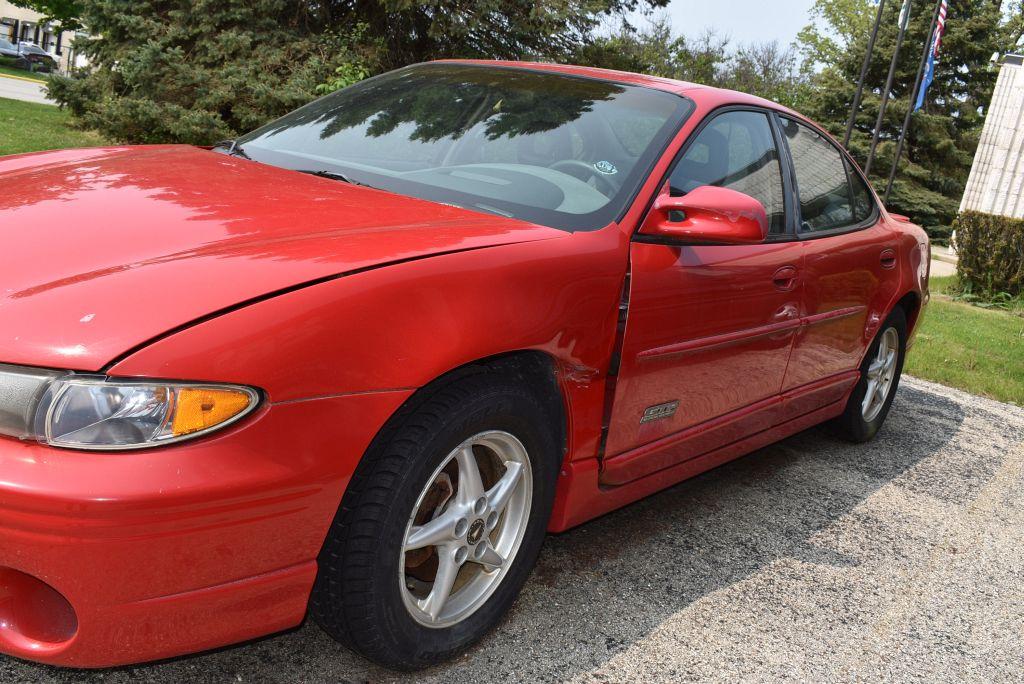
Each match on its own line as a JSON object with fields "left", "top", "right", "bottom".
{"left": 960, "top": 55, "right": 1024, "bottom": 219}
{"left": 0, "top": 1, "right": 86, "bottom": 72}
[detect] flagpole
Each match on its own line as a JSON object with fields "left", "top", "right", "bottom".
{"left": 884, "top": 0, "right": 944, "bottom": 203}
{"left": 844, "top": 0, "right": 888, "bottom": 148}
{"left": 864, "top": 0, "right": 912, "bottom": 177}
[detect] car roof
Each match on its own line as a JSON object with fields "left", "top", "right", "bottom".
{"left": 435, "top": 59, "right": 797, "bottom": 116}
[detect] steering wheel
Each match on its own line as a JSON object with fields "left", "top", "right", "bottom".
{"left": 548, "top": 159, "right": 618, "bottom": 196}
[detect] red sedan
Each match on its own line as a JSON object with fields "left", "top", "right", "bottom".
{"left": 0, "top": 61, "right": 928, "bottom": 670}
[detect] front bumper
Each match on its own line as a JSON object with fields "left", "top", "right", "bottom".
{"left": 0, "top": 389, "right": 410, "bottom": 667}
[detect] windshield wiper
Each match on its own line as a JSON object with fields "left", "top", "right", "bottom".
{"left": 296, "top": 169, "right": 375, "bottom": 189}
{"left": 213, "top": 139, "right": 251, "bottom": 160}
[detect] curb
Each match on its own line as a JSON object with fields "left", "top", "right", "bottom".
{"left": 0, "top": 72, "right": 48, "bottom": 85}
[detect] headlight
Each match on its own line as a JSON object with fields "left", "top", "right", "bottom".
{"left": 0, "top": 364, "right": 260, "bottom": 451}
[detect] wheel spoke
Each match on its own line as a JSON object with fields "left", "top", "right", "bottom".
{"left": 471, "top": 541, "right": 504, "bottom": 571}
{"left": 486, "top": 461, "right": 524, "bottom": 516}
{"left": 884, "top": 350, "right": 897, "bottom": 373}
{"left": 405, "top": 509, "right": 459, "bottom": 552}
{"left": 862, "top": 378, "right": 878, "bottom": 414}
{"left": 455, "top": 445, "right": 485, "bottom": 506}
{"left": 418, "top": 547, "right": 460, "bottom": 621}
{"left": 867, "top": 358, "right": 884, "bottom": 379}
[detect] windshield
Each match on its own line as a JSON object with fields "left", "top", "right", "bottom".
{"left": 236, "top": 64, "right": 692, "bottom": 231}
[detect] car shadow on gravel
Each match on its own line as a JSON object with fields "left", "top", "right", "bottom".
{"left": 2, "top": 383, "right": 969, "bottom": 684}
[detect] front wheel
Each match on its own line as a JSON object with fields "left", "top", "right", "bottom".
{"left": 310, "top": 373, "right": 559, "bottom": 670}
{"left": 833, "top": 307, "right": 907, "bottom": 442}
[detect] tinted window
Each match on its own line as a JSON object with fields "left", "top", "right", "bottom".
{"left": 782, "top": 117, "right": 863, "bottom": 233}
{"left": 669, "top": 110, "right": 786, "bottom": 235}
{"left": 236, "top": 64, "right": 693, "bottom": 232}
{"left": 847, "top": 158, "right": 875, "bottom": 223}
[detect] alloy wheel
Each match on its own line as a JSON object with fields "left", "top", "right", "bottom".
{"left": 399, "top": 430, "right": 532, "bottom": 628}
{"left": 861, "top": 326, "right": 899, "bottom": 422}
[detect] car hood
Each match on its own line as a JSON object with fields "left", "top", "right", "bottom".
{"left": 0, "top": 145, "right": 564, "bottom": 370}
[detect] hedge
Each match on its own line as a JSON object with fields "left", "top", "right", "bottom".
{"left": 954, "top": 211, "right": 1024, "bottom": 297}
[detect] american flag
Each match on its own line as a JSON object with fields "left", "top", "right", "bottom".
{"left": 933, "top": 0, "right": 948, "bottom": 57}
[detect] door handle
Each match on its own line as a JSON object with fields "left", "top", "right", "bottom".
{"left": 880, "top": 249, "right": 897, "bottom": 269}
{"left": 772, "top": 265, "right": 799, "bottom": 291}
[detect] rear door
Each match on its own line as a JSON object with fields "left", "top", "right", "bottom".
{"left": 602, "top": 108, "right": 802, "bottom": 483}
{"left": 777, "top": 116, "right": 900, "bottom": 412}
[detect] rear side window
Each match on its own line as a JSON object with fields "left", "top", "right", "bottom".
{"left": 847, "top": 159, "right": 875, "bottom": 223}
{"left": 781, "top": 117, "right": 872, "bottom": 233}
{"left": 669, "top": 110, "right": 786, "bottom": 235}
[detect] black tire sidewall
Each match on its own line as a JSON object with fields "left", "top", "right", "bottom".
{"left": 838, "top": 307, "right": 908, "bottom": 442}
{"left": 314, "top": 375, "right": 560, "bottom": 669}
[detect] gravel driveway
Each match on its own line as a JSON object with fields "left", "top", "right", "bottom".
{"left": 4, "top": 376, "right": 1022, "bottom": 683}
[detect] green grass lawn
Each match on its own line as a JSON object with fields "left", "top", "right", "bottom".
{"left": 0, "top": 66, "right": 48, "bottom": 82}
{"left": 0, "top": 96, "right": 108, "bottom": 156}
{"left": 906, "top": 275, "right": 1024, "bottom": 405}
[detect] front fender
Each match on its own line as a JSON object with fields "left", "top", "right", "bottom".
{"left": 107, "top": 227, "right": 629, "bottom": 464}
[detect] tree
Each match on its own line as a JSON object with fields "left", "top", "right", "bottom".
{"left": 799, "top": 0, "right": 1022, "bottom": 234}
{"left": 9, "top": 0, "right": 83, "bottom": 33}
{"left": 50, "top": 0, "right": 668, "bottom": 144}
{"left": 725, "top": 41, "right": 810, "bottom": 110}
{"left": 574, "top": 19, "right": 809, "bottom": 108}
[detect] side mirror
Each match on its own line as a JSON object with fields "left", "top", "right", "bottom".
{"left": 639, "top": 185, "right": 769, "bottom": 245}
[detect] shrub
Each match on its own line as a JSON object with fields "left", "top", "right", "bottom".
{"left": 47, "top": 1, "right": 372, "bottom": 145}
{"left": 954, "top": 211, "right": 1024, "bottom": 298}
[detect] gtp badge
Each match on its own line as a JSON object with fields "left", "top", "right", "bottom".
{"left": 640, "top": 401, "right": 679, "bottom": 424}
{"left": 594, "top": 160, "right": 618, "bottom": 175}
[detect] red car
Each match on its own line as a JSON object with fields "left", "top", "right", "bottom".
{"left": 0, "top": 61, "right": 928, "bottom": 670}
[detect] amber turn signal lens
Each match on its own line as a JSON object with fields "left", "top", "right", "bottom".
{"left": 171, "top": 388, "right": 253, "bottom": 437}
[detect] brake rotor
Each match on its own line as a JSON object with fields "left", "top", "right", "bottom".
{"left": 404, "top": 471, "right": 454, "bottom": 576}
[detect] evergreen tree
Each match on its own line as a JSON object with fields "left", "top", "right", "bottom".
{"left": 48, "top": 0, "right": 666, "bottom": 145}
{"left": 799, "top": 0, "right": 1024, "bottom": 234}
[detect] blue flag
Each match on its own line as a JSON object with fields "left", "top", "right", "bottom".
{"left": 914, "top": 0, "right": 948, "bottom": 111}
{"left": 914, "top": 47, "right": 936, "bottom": 111}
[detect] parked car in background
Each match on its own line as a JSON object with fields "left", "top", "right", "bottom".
{"left": 0, "top": 38, "right": 20, "bottom": 63}
{"left": 0, "top": 61, "right": 929, "bottom": 671}
{"left": 18, "top": 42, "right": 57, "bottom": 72}
{"left": 0, "top": 40, "right": 57, "bottom": 72}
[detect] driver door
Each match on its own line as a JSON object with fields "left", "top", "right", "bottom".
{"left": 602, "top": 109, "right": 802, "bottom": 485}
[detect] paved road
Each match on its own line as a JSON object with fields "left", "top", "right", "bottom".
{"left": 930, "top": 258, "right": 956, "bottom": 278}
{"left": 0, "top": 75, "right": 51, "bottom": 105}
{"left": 3, "top": 377, "right": 1022, "bottom": 683}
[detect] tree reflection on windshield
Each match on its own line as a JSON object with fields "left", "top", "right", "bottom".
{"left": 239, "top": 64, "right": 690, "bottom": 232}
{"left": 254, "top": 65, "right": 622, "bottom": 144}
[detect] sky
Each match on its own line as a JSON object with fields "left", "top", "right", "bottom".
{"left": 625, "top": 0, "right": 819, "bottom": 48}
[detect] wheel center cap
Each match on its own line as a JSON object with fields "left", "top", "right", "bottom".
{"left": 467, "top": 519, "right": 485, "bottom": 545}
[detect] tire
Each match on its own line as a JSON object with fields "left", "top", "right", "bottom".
{"left": 832, "top": 306, "right": 907, "bottom": 443}
{"left": 310, "top": 372, "right": 560, "bottom": 670}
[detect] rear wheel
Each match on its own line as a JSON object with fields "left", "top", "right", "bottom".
{"left": 310, "top": 373, "right": 559, "bottom": 670}
{"left": 833, "top": 307, "right": 907, "bottom": 442}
